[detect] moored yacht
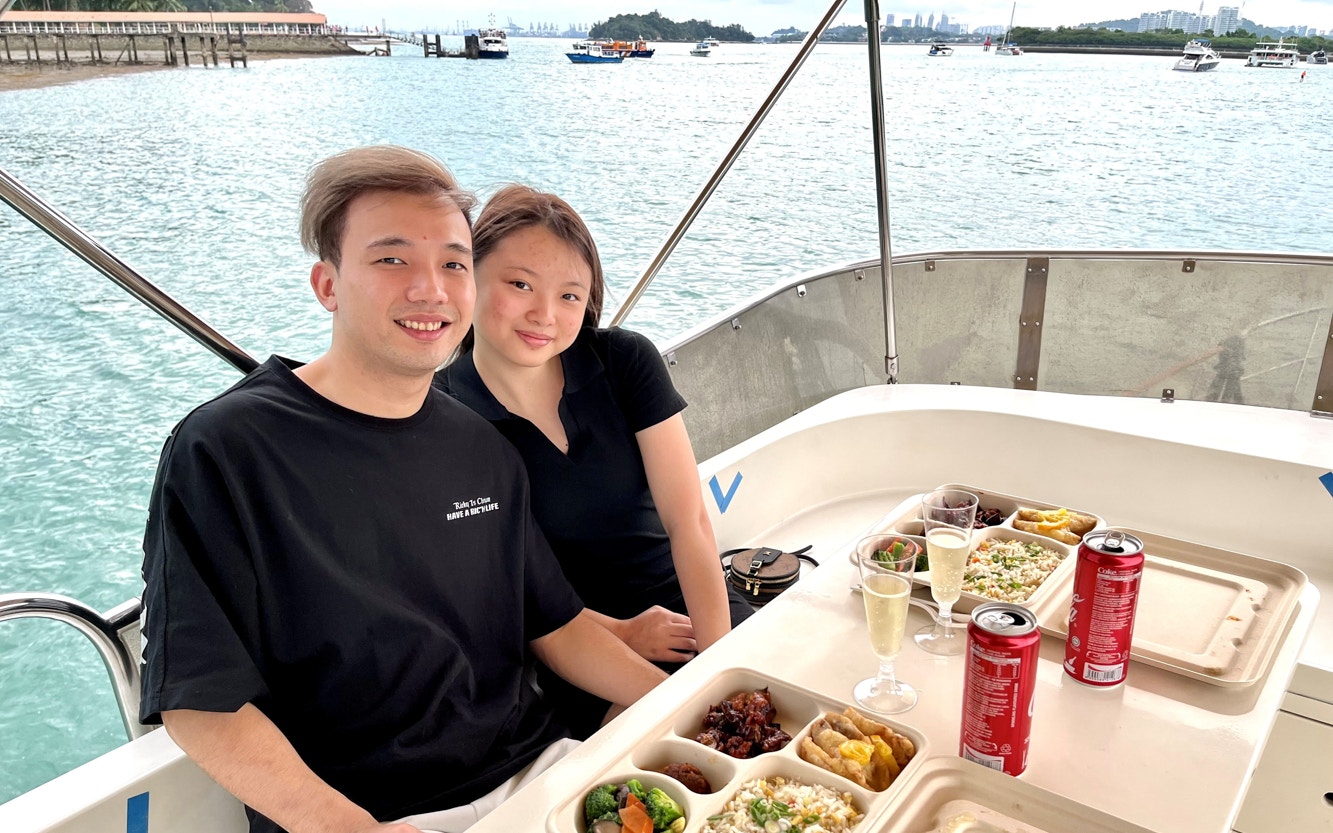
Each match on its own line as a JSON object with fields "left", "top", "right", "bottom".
{"left": 1247, "top": 40, "right": 1300, "bottom": 67}
{"left": 1309, "top": 49, "right": 1328, "bottom": 65}
{"left": 928, "top": 41, "right": 954, "bottom": 57}
{"left": 1174, "top": 39, "right": 1221, "bottom": 72}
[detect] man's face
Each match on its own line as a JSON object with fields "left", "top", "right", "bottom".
{"left": 312, "top": 190, "right": 474, "bottom": 380}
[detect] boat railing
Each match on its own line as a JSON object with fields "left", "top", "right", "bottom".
{"left": 659, "top": 249, "right": 1333, "bottom": 461}
{"left": 0, "top": 167, "right": 257, "bottom": 376}
{"left": 0, "top": 594, "right": 148, "bottom": 741}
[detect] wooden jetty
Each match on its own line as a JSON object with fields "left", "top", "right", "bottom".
{"left": 0, "top": 26, "right": 247, "bottom": 67}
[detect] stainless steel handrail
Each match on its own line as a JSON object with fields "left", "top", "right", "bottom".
{"left": 0, "top": 166, "right": 258, "bottom": 375}
{"left": 609, "top": 0, "right": 852, "bottom": 327}
{"left": 861, "top": 0, "right": 899, "bottom": 383}
{"left": 0, "top": 594, "right": 148, "bottom": 741}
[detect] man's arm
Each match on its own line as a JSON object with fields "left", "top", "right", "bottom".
{"left": 162, "top": 705, "right": 420, "bottom": 833}
{"left": 530, "top": 610, "right": 668, "bottom": 708}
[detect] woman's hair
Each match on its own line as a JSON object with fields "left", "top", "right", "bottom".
{"left": 459, "top": 184, "right": 604, "bottom": 354}
{"left": 300, "top": 145, "right": 476, "bottom": 267}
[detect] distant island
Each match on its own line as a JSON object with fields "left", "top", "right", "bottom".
{"left": 1007, "top": 26, "right": 1329, "bottom": 53}
{"left": 589, "top": 12, "right": 753, "bottom": 43}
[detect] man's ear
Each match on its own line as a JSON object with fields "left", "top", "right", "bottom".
{"left": 310, "top": 261, "right": 337, "bottom": 312}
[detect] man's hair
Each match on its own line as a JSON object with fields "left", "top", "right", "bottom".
{"left": 300, "top": 146, "right": 478, "bottom": 267}
{"left": 459, "top": 184, "right": 604, "bottom": 354}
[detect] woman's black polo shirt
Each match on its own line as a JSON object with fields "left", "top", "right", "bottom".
{"left": 438, "top": 327, "right": 689, "bottom": 618}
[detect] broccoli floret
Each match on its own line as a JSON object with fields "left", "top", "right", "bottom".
{"left": 625, "top": 779, "right": 648, "bottom": 804}
{"left": 584, "top": 784, "right": 619, "bottom": 822}
{"left": 644, "top": 787, "right": 684, "bottom": 830}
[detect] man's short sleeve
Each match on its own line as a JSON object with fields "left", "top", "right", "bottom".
{"left": 520, "top": 505, "right": 584, "bottom": 640}
{"left": 603, "top": 328, "right": 687, "bottom": 434}
{"left": 139, "top": 422, "right": 269, "bottom": 724}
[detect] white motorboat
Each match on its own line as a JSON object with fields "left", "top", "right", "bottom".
{"left": 928, "top": 41, "right": 954, "bottom": 57}
{"left": 1247, "top": 40, "right": 1300, "bottom": 67}
{"left": 1309, "top": 49, "right": 1328, "bottom": 65}
{"left": 703, "top": 36, "right": 720, "bottom": 47}
{"left": 477, "top": 14, "right": 509, "bottom": 59}
{"left": 1, "top": 0, "right": 1332, "bottom": 830}
{"left": 690, "top": 40, "right": 712, "bottom": 57}
{"left": 1174, "top": 39, "right": 1221, "bottom": 72}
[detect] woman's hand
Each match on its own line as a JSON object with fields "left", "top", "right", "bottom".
{"left": 618, "top": 606, "right": 697, "bottom": 662}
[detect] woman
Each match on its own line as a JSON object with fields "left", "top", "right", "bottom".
{"left": 437, "top": 184, "right": 753, "bottom": 737}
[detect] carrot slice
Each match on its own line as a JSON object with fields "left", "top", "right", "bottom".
{"left": 619, "top": 802, "right": 653, "bottom": 833}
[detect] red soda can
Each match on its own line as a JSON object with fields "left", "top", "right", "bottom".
{"left": 1063, "top": 529, "right": 1145, "bottom": 687}
{"left": 960, "top": 602, "right": 1040, "bottom": 776}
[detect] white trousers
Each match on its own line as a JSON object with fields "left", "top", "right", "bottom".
{"left": 393, "top": 738, "right": 582, "bottom": 833}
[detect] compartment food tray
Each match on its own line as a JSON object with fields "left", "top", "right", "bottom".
{"left": 866, "top": 757, "right": 1156, "bottom": 833}
{"left": 545, "top": 667, "right": 929, "bottom": 833}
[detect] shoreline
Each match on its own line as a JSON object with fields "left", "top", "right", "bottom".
{"left": 0, "top": 50, "right": 351, "bottom": 93}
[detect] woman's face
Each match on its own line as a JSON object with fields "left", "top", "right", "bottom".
{"left": 473, "top": 224, "right": 592, "bottom": 370}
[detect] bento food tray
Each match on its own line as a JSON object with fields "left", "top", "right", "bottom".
{"left": 865, "top": 757, "right": 1156, "bottom": 833}
{"left": 1029, "top": 527, "right": 1307, "bottom": 688}
{"left": 857, "top": 491, "right": 1081, "bottom": 617}
{"left": 544, "top": 667, "right": 929, "bottom": 833}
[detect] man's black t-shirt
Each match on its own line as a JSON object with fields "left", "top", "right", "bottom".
{"left": 139, "top": 357, "right": 583, "bottom": 831}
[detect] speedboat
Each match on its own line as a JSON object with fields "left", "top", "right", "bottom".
{"left": 1174, "top": 39, "right": 1220, "bottom": 72}
{"left": 690, "top": 40, "right": 713, "bottom": 57}
{"left": 928, "top": 41, "right": 953, "bottom": 57}
{"left": 1247, "top": 40, "right": 1300, "bottom": 67}
{"left": 1310, "top": 49, "right": 1328, "bottom": 65}
{"left": 1, "top": 0, "right": 1331, "bottom": 829}
{"left": 566, "top": 41, "right": 623, "bottom": 64}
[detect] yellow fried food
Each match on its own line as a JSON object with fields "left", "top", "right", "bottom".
{"left": 797, "top": 708, "right": 916, "bottom": 792}
{"left": 838, "top": 739, "right": 873, "bottom": 765}
{"left": 1013, "top": 519, "right": 1082, "bottom": 545}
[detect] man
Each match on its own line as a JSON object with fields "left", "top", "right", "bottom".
{"left": 139, "top": 145, "right": 666, "bottom": 833}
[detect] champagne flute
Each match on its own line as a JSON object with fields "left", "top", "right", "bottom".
{"left": 853, "top": 534, "right": 919, "bottom": 714}
{"left": 913, "top": 489, "right": 979, "bottom": 656}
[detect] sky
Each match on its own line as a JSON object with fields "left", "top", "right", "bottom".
{"left": 319, "top": 1, "right": 1333, "bottom": 35}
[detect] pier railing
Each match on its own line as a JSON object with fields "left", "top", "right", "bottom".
{"left": 0, "top": 21, "right": 331, "bottom": 35}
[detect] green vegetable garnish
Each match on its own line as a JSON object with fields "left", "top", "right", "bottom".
{"left": 749, "top": 798, "right": 793, "bottom": 826}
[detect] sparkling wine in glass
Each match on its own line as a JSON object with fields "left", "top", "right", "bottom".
{"left": 853, "top": 534, "right": 919, "bottom": 714}
{"left": 914, "top": 489, "right": 979, "bottom": 656}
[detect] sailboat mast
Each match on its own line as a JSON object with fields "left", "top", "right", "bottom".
{"left": 1005, "top": 1, "right": 1016, "bottom": 42}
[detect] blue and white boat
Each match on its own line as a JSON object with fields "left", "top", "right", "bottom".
{"left": 566, "top": 41, "right": 623, "bottom": 64}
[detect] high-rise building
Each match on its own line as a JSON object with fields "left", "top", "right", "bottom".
{"left": 1215, "top": 5, "right": 1239, "bottom": 33}
{"left": 914, "top": 13, "right": 923, "bottom": 28}
{"left": 886, "top": 13, "right": 895, "bottom": 26}
{"left": 927, "top": 13, "right": 935, "bottom": 29}
{"left": 940, "top": 13, "right": 949, "bottom": 27}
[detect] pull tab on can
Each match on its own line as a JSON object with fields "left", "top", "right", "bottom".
{"left": 1102, "top": 530, "right": 1126, "bottom": 553}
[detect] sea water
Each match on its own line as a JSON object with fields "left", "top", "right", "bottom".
{"left": 1, "top": 38, "right": 1330, "bottom": 802}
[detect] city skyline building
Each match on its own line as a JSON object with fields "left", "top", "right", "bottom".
{"left": 1215, "top": 5, "right": 1239, "bottom": 34}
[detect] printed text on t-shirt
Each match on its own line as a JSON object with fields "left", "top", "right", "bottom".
{"left": 446, "top": 496, "right": 500, "bottom": 521}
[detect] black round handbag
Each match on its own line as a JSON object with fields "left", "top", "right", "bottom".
{"left": 721, "top": 545, "right": 817, "bottom": 606}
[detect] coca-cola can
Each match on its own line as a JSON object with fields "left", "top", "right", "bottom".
{"left": 1063, "top": 529, "right": 1145, "bottom": 687}
{"left": 960, "top": 602, "right": 1040, "bottom": 776}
